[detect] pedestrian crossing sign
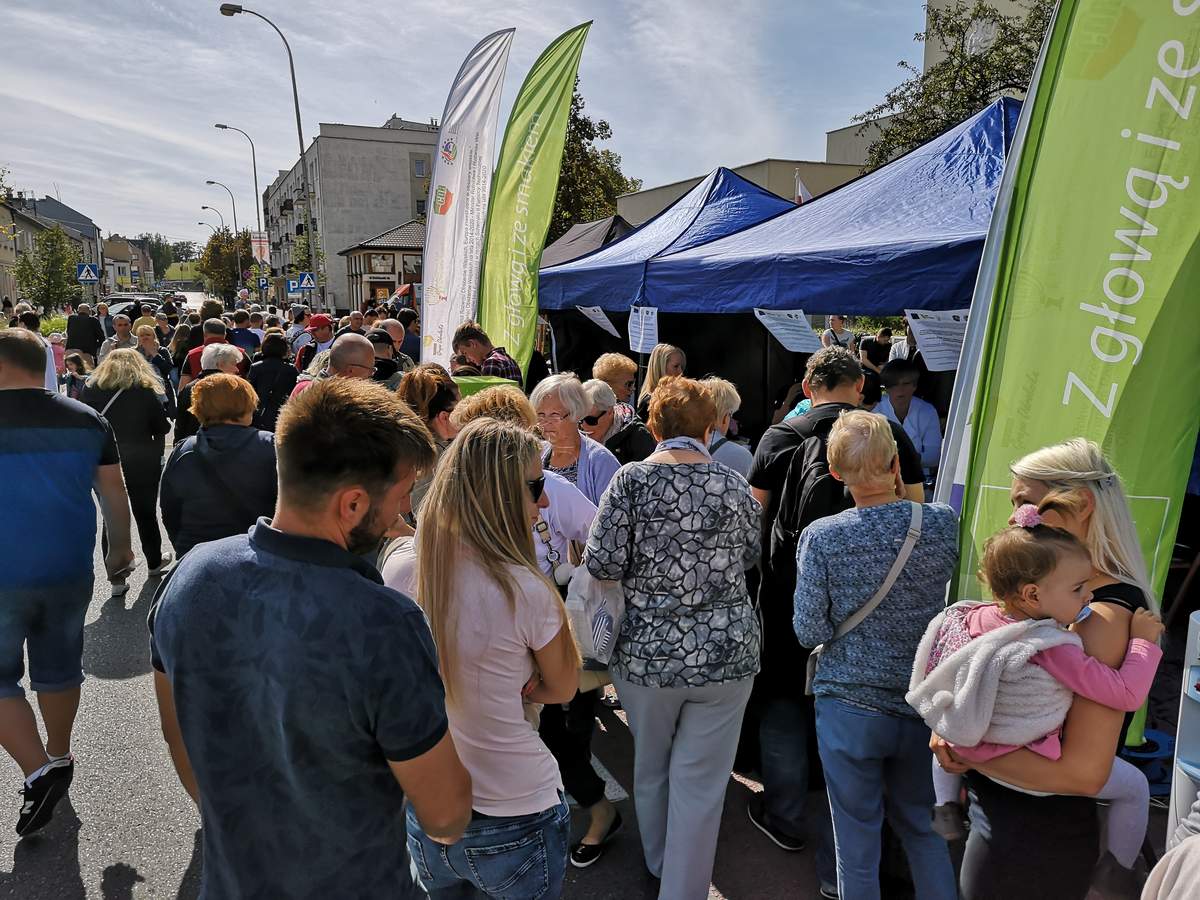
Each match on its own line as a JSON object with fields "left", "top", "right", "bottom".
{"left": 76, "top": 263, "right": 100, "bottom": 283}
{"left": 297, "top": 272, "right": 316, "bottom": 290}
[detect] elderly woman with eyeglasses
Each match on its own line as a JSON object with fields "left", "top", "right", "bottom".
{"left": 579, "top": 379, "right": 656, "bottom": 466}
{"left": 530, "top": 373, "right": 621, "bottom": 506}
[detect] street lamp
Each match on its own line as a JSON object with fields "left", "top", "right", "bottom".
{"left": 200, "top": 205, "right": 224, "bottom": 228}
{"left": 219, "top": 4, "right": 320, "bottom": 307}
{"left": 198, "top": 221, "right": 218, "bottom": 234}
{"left": 214, "top": 124, "right": 261, "bottom": 233}
{"left": 207, "top": 179, "right": 243, "bottom": 292}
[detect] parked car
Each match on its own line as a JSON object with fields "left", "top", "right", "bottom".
{"left": 102, "top": 295, "right": 160, "bottom": 319}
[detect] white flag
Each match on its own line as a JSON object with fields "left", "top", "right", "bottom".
{"left": 421, "top": 29, "right": 515, "bottom": 369}
{"left": 794, "top": 167, "right": 813, "bottom": 204}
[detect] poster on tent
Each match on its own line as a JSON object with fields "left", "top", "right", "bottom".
{"left": 754, "top": 309, "right": 822, "bottom": 353}
{"left": 420, "top": 29, "right": 514, "bottom": 370}
{"left": 904, "top": 308, "right": 968, "bottom": 372}
{"left": 628, "top": 306, "right": 658, "bottom": 354}
{"left": 576, "top": 306, "right": 620, "bottom": 338}
{"left": 948, "top": 0, "right": 1200, "bottom": 610}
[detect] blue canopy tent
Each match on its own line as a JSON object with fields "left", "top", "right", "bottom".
{"left": 542, "top": 98, "right": 1020, "bottom": 440}
{"left": 641, "top": 97, "right": 1021, "bottom": 315}
{"left": 538, "top": 166, "right": 795, "bottom": 310}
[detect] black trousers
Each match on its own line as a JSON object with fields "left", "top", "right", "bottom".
{"left": 539, "top": 688, "right": 605, "bottom": 809}
{"left": 102, "top": 444, "right": 163, "bottom": 570}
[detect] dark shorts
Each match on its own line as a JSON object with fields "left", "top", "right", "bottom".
{"left": 0, "top": 578, "right": 93, "bottom": 698}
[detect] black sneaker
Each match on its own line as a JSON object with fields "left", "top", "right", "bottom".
{"left": 569, "top": 810, "right": 623, "bottom": 868}
{"left": 16, "top": 757, "right": 74, "bottom": 837}
{"left": 747, "top": 796, "right": 806, "bottom": 851}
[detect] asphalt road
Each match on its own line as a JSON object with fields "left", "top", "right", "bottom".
{"left": 0, "top": 511, "right": 830, "bottom": 899}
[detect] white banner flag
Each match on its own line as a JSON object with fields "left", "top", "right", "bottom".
{"left": 421, "top": 29, "right": 515, "bottom": 369}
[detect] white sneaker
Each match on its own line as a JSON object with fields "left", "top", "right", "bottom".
{"left": 148, "top": 553, "right": 174, "bottom": 575}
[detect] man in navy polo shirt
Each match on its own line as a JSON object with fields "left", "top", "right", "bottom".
{"left": 150, "top": 378, "right": 472, "bottom": 898}
{"left": 0, "top": 328, "right": 134, "bottom": 837}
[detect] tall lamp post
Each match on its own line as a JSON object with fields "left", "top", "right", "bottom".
{"left": 219, "top": 4, "right": 320, "bottom": 309}
{"left": 206, "top": 180, "right": 242, "bottom": 296}
{"left": 200, "top": 205, "right": 224, "bottom": 229}
{"left": 215, "top": 123, "right": 265, "bottom": 302}
{"left": 199, "top": 221, "right": 218, "bottom": 234}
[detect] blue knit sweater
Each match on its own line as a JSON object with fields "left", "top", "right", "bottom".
{"left": 793, "top": 501, "right": 958, "bottom": 717}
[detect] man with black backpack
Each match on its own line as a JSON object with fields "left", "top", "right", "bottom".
{"left": 745, "top": 346, "right": 925, "bottom": 895}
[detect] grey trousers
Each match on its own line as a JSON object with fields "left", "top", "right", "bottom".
{"left": 615, "top": 675, "right": 754, "bottom": 900}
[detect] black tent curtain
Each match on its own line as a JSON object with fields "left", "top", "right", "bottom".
{"left": 545, "top": 309, "right": 802, "bottom": 445}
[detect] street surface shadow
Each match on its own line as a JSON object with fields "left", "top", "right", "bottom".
{"left": 82, "top": 579, "right": 159, "bottom": 680}
{"left": 174, "top": 828, "right": 202, "bottom": 900}
{"left": 0, "top": 799, "right": 86, "bottom": 898}
{"left": 100, "top": 861, "right": 144, "bottom": 899}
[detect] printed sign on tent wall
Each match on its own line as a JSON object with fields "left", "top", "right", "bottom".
{"left": 904, "top": 308, "right": 969, "bottom": 372}
{"left": 628, "top": 306, "right": 658, "bottom": 354}
{"left": 753, "top": 308, "right": 823, "bottom": 353}
{"left": 576, "top": 306, "right": 620, "bottom": 338}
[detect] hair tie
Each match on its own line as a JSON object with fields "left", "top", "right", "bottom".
{"left": 1013, "top": 504, "right": 1042, "bottom": 528}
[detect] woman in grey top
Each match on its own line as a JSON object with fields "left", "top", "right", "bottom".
{"left": 586, "top": 375, "right": 760, "bottom": 900}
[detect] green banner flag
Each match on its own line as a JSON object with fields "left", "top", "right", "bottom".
{"left": 478, "top": 22, "right": 591, "bottom": 373}
{"left": 955, "top": 0, "right": 1200, "bottom": 609}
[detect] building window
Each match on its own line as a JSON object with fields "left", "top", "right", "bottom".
{"left": 416, "top": 199, "right": 427, "bottom": 216}
{"left": 414, "top": 158, "right": 427, "bottom": 178}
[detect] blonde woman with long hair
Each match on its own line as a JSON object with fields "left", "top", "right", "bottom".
{"left": 80, "top": 349, "right": 172, "bottom": 592}
{"left": 636, "top": 342, "right": 685, "bottom": 420}
{"left": 933, "top": 438, "right": 1157, "bottom": 899}
{"left": 400, "top": 418, "right": 580, "bottom": 898}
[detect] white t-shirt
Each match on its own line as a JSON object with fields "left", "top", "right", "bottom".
{"left": 381, "top": 550, "right": 564, "bottom": 816}
{"left": 536, "top": 472, "right": 597, "bottom": 577}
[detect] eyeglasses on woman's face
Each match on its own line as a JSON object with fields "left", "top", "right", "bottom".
{"left": 527, "top": 476, "right": 546, "bottom": 503}
{"left": 536, "top": 411, "right": 570, "bottom": 423}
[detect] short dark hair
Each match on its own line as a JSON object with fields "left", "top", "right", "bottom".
{"left": 202, "top": 318, "right": 227, "bottom": 337}
{"left": 398, "top": 308, "right": 419, "bottom": 329}
{"left": 199, "top": 299, "right": 224, "bottom": 321}
{"left": 0, "top": 328, "right": 49, "bottom": 374}
{"left": 275, "top": 378, "right": 436, "bottom": 507}
{"left": 141, "top": 305, "right": 153, "bottom": 314}
{"left": 880, "top": 358, "right": 920, "bottom": 389}
{"left": 805, "top": 346, "right": 862, "bottom": 392}
{"left": 18, "top": 311, "right": 40, "bottom": 331}
{"left": 233, "top": 310, "right": 250, "bottom": 324}
{"left": 861, "top": 369, "right": 882, "bottom": 407}
{"left": 261, "top": 333, "right": 289, "bottom": 359}
{"left": 451, "top": 321, "right": 489, "bottom": 351}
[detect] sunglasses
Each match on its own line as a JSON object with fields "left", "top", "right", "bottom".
{"left": 527, "top": 476, "right": 546, "bottom": 503}
{"left": 581, "top": 411, "right": 607, "bottom": 426}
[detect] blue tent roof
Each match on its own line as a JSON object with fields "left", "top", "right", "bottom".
{"left": 635, "top": 97, "right": 1020, "bottom": 316}
{"left": 538, "top": 167, "right": 795, "bottom": 310}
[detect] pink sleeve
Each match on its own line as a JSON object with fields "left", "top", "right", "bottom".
{"left": 949, "top": 741, "right": 1019, "bottom": 763}
{"left": 516, "top": 575, "right": 566, "bottom": 653}
{"left": 1032, "top": 638, "right": 1162, "bottom": 711}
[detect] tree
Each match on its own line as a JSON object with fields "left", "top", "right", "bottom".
{"left": 137, "top": 232, "right": 174, "bottom": 279}
{"left": 548, "top": 81, "right": 641, "bottom": 243}
{"left": 289, "top": 230, "right": 324, "bottom": 285}
{"left": 198, "top": 228, "right": 252, "bottom": 297}
{"left": 171, "top": 240, "right": 198, "bottom": 262}
{"left": 855, "top": 0, "right": 1053, "bottom": 171}
{"left": 13, "top": 225, "right": 81, "bottom": 312}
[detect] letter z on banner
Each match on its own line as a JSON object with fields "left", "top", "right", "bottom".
{"left": 420, "top": 29, "right": 515, "bottom": 370}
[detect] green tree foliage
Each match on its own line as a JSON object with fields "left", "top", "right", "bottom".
{"left": 856, "top": 0, "right": 1053, "bottom": 171}
{"left": 171, "top": 240, "right": 198, "bottom": 262}
{"left": 289, "top": 230, "right": 324, "bottom": 286}
{"left": 137, "top": 232, "right": 174, "bottom": 278}
{"left": 548, "top": 81, "right": 641, "bottom": 243}
{"left": 13, "top": 225, "right": 81, "bottom": 312}
{"left": 198, "top": 228, "right": 252, "bottom": 296}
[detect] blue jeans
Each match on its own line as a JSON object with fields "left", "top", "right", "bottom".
{"left": 406, "top": 795, "right": 569, "bottom": 899}
{"left": 0, "top": 578, "right": 93, "bottom": 698}
{"left": 815, "top": 698, "right": 957, "bottom": 900}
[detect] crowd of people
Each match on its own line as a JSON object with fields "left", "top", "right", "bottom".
{"left": 0, "top": 300, "right": 1177, "bottom": 900}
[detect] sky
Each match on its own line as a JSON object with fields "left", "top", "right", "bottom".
{"left": 0, "top": 0, "right": 925, "bottom": 247}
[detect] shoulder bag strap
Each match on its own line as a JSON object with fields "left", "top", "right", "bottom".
{"left": 831, "top": 501, "right": 923, "bottom": 641}
{"left": 710, "top": 436, "right": 731, "bottom": 454}
{"left": 100, "top": 387, "right": 126, "bottom": 417}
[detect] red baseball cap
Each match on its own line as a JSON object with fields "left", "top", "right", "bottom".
{"left": 305, "top": 313, "right": 333, "bottom": 332}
